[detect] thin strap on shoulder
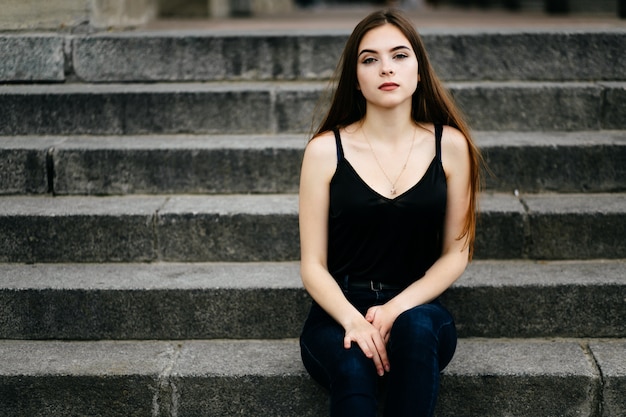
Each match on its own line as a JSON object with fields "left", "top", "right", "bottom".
{"left": 434, "top": 124, "right": 443, "bottom": 163}
{"left": 332, "top": 128, "right": 344, "bottom": 162}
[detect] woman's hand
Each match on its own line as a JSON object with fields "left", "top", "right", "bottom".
{"left": 343, "top": 315, "right": 390, "bottom": 376}
{"left": 365, "top": 304, "right": 400, "bottom": 345}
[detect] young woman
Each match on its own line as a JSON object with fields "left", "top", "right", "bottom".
{"left": 298, "top": 9, "right": 482, "bottom": 417}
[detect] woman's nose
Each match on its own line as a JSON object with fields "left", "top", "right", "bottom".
{"left": 381, "top": 61, "right": 394, "bottom": 75}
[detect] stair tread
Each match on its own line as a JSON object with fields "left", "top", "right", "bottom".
{"left": 2, "top": 192, "right": 625, "bottom": 215}
{"left": 1, "top": 260, "right": 623, "bottom": 340}
{"left": 1, "top": 338, "right": 622, "bottom": 378}
{"left": 2, "top": 80, "right": 624, "bottom": 92}
{"left": 1, "top": 259, "right": 624, "bottom": 289}
{"left": 1, "top": 130, "right": 624, "bottom": 148}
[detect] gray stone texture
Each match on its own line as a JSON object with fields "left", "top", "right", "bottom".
{"left": 49, "top": 135, "right": 305, "bottom": 195}
{"left": 156, "top": 195, "right": 300, "bottom": 262}
{"left": 72, "top": 33, "right": 345, "bottom": 81}
{"left": 1, "top": 82, "right": 623, "bottom": 135}
{"left": 443, "top": 260, "right": 626, "bottom": 338}
{"left": 2, "top": 132, "right": 624, "bottom": 196}
{"left": 0, "top": 196, "right": 160, "bottom": 263}
{"left": 0, "top": 35, "right": 65, "bottom": 82}
{"left": 602, "top": 82, "right": 626, "bottom": 129}
{"left": 478, "top": 131, "right": 626, "bottom": 193}
{"left": 2, "top": 29, "right": 625, "bottom": 83}
{"left": 0, "top": 338, "right": 617, "bottom": 417}
{"left": 590, "top": 341, "right": 626, "bottom": 417}
{"left": 425, "top": 31, "right": 626, "bottom": 82}
{"left": 439, "top": 340, "right": 598, "bottom": 417}
{"left": 67, "top": 31, "right": 626, "bottom": 82}
{"left": 0, "top": 137, "right": 55, "bottom": 195}
{"left": 450, "top": 81, "right": 605, "bottom": 131}
{"left": 0, "top": 193, "right": 624, "bottom": 263}
{"left": 524, "top": 193, "right": 626, "bottom": 259}
{"left": 0, "top": 260, "right": 623, "bottom": 340}
{"left": 474, "top": 193, "right": 526, "bottom": 259}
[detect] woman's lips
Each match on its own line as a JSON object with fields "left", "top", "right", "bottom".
{"left": 379, "top": 82, "right": 399, "bottom": 91}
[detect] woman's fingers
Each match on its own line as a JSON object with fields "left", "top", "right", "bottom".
{"left": 344, "top": 331, "right": 390, "bottom": 376}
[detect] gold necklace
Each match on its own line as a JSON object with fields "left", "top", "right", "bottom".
{"left": 362, "top": 124, "right": 417, "bottom": 195}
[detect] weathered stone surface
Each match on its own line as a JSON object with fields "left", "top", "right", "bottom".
{"left": 524, "top": 193, "right": 626, "bottom": 259}
{"left": 425, "top": 31, "right": 626, "bottom": 82}
{"left": 49, "top": 135, "right": 305, "bottom": 195}
{"left": 474, "top": 193, "right": 526, "bottom": 259}
{"left": 0, "top": 83, "right": 273, "bottom": 135}
{"left": 2, "top": 82, "right": 622, "bottom": 135}
{"left": 1, "top": 260, "right": 623, "bottom": 340}
{"left": 451, "top": 81, "right": 604, "bottom": 131}
{"left": 602, "top": 82, "right": 626, "bottom": 130}
{"left": 0, "top": 35, "right": 65, "bottom": 82}
{"left": 478, "top": 131, "right": 626, "bottom": 193}
{"left": 0, "top": 338, "right": 610, "bottom": 417}
{"left": 0, "top": 138, "right": 57, "bottom": 195}
{"left": 0, "top": 196, "right": 159, "bottom": 263}
{"left": 3, "top": 132, "right": 623, "bottom": 196}
{"left": 156, "top": 195, "right": 300, "bottom": 262}
{"left": 0, "top": 193, "right": 623, "bottom": 262}
{"left": 69, "top": 31, "right": 626, "bottom": 82}
{"left": 439, "top": 339, "right": 598, "bottom": 417}
{"left": 0, "top": 340, "right": 174, "bottom": 417}
{"left": 73, "top": 33, "right": 345, "bottom": 81}
{"left": 590, "top": 341, "right": 626, "bottom": 417}
{"left": 443, "top": 260, "right": 626, "bottom": 338}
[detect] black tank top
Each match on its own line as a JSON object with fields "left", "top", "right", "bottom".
{"left": 327, "top": 125, "right": 447, "bottom": 288}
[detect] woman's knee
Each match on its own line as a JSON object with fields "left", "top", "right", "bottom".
{"left": 333, "top": 346, "right": 378, "bottom": 383}
{"left": 390, "top": 303, "right": 457, "bottom": 367}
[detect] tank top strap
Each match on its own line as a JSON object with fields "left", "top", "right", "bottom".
{"left": 332, "top": 128, "right": 345, "bottom": 163}
{"left": 434, "top": 124, "right": 443, "bottom": 163}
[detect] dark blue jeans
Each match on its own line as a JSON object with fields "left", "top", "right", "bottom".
{"left": 300, "top": 287, "right": 457, "bottom": 417}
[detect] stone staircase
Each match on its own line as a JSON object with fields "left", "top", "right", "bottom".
{"left": 1, "top": 14, "right": 625, "bottom": 417}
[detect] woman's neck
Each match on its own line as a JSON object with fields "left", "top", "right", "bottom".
{"left": 360, "top": 107, "right": 415, "bottom": 145}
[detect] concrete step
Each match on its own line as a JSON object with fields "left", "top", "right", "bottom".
{"left": 0, "top": 337, "right": 623, "bottom": 416}
{"left": 2, "top": 30, "right": 625, "bottom": 83}
{"left": 0, "top": 260, "right": 624, "bottom": 340}
{"left": 1, "top": 82, "right": 624, "bottom": 135}
{"left": 1, "top": 131, "right": 625, "bottom": 196}
{"left": 0, "top": 193, "right": 624, "bottom": 262}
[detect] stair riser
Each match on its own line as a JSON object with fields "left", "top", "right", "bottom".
{"left": 3, "top": 32, "right": 625, "bottom": 83}
{"left": 1, "top": 197, "right": 624, "bottom": 262}
{"left": 482, "top": 142, "right": 626, "bottom": 194}
{"left": 1, "top": 339, "right": 617, "bottom": 417}
{"left": 1, "top": 283, "right": 623, "bottom": 340}
{"left": 70, "top": 32, "right": 626, "bottom": 83}
{"left": 1, "top": 83, "right": 623, "bottom": 135}
{"left": 3, "top": 140, "right": 625, "bottom": 195}
{"left": 1, "top": 373, "right": 598, "bottom": 417}
{"left": 51, "top": 147, "right": 304, "bottom": 195}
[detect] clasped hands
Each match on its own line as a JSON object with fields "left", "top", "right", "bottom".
{"left": 343, "top": 303, "right": 400, "bottom": 377}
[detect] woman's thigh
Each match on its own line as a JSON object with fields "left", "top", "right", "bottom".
{"left": 300, "top": 302, "right": 378, "bottom": 389}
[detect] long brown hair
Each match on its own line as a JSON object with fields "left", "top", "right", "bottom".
{"left": 314, "top": 9, "right": 482, "bottom": 260}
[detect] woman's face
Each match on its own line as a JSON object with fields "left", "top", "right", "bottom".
{"left": 356, "top": 24, "right": 419, "bottom": 110}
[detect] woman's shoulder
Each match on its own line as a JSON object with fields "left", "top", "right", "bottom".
{"left": 305, "top": 130, "right": 338, "bottom": 158}
{"left": 439, "top": 125, "right": 469, "bottom": 155}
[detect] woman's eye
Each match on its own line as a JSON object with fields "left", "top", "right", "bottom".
{"left": 394, "top": 53, "right": 409, "bottom": 60}
{"left": 362, "top": 57, "right": 376, "bottom": 64}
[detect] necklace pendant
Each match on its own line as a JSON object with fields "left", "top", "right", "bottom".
{"left": 390, "top": 187, "right": 396, "bottom": 195}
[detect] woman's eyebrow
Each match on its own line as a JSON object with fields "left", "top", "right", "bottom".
{"left": 358, "top": 45, "right": 411, "bottom": 57}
